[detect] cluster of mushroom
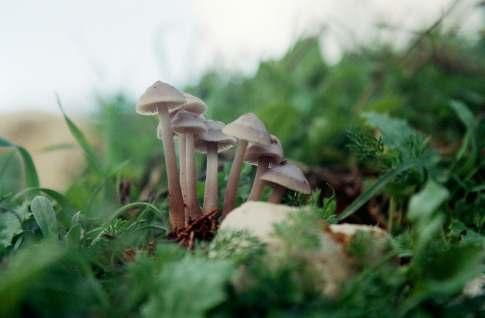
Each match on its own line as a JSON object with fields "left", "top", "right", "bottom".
{"left": 136, "top": 81, "right": 311, "bottom": 230}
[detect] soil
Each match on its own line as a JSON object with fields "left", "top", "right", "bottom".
{"left": 0, "top": 111, "right": 91, "bottom": 190}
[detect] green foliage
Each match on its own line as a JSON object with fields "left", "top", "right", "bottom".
{"left": 347, "top": 127, "right": 384, "bottom": 164}
{"left": 339, "top": 112, "right": 440, "bottom": 220}
{"left": 142, "top": 256, "right": 233, "bottom": 318}
{"left": 0, "top": 241, "right": 65, "bottom": 317}
{"left": 208, "top": 229, "right": 265, "bottom": 264}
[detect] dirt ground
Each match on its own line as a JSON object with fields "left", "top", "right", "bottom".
{"left": 0, "top": 111, "right": 89, "bottom": 191}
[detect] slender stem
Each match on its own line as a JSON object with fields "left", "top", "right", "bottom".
{"left": 248, "top": 157, "right": 269, "bottom": 201}
{"left": 268, "top": 184, "right": 286, "bottom": 204}
{"left": 178, "top": 135, "right": 189, "bottom": 224}
{"left": 158, "top": 109, "right": 185, "bottom": 230}
{"left": 186, "top": 132, "right": 202, "bottom": 220}
{"left": 203, "top": 143, "right": 219, "bottom": 214}
{"left": 222, "top": 140, "right": 248, "bottom": 216}
{"left": 178, "top": 135, "right": 187, "bottom": 203}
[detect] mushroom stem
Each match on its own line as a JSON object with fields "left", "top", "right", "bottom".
{"left": 222, "top": 140, "right": 248, "bottom": 216}
{"left": 203, "top": 143, "right": 219, "bottom": 214}
{"left": 158, "top": 109, "right": 185, "bottom": 230}
{"left": 268, "top": 184, "right": 286, "bottom": 204}
{"left": 248, "top": 157, "right": 269, "bottom": 201}
{"left": 186, "top": 132, "right": 202, "bottom": 220}
{"left": 178, "top": 135, "right": 187, "bottom": 204}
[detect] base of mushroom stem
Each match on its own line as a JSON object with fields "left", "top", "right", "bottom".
{"left": 168, "top": 208, "right": 220, "bottom": 248}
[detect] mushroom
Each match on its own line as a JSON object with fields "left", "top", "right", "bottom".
{"left": 168, "top": 93, "right": 207, "bottom": 205}
{"left": 171, "top": 110, "right": 207, "bottom": 221}
{"left": 245, "top": 135, "right": 284, "bottom": 201}
{"left": 137, "top": 81, "right": 186, "bottom": 230}
{"left": 222, "top": 113, "right": 271, "bottom": 216}
{"left": 260, "top": 161, "right": 311, "bottom": 203}
{"left": 195, "top": 120, "right": 236, "bottom": 214}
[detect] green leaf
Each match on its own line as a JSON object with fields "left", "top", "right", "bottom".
{"left": 12, "top": 187, "right": 75, "bottom": 228}
{"left": 362, "top": 112, "right": 416, "bottom": 149}
{"left": 450, "top": 100, "right": 476, "bottom": 132}
{"left": 407, "top": 181, "right": 449, "bottom": 252}
{"left": 142, "top": 257, "right": 233, "bottom": 318}
{"left": 408, "top": 180, "right": 449, "bottom": 222}
{"left": 0, "top": 137, "right": 39, "bottom": 188}
{"left": 0, "top": 212, "right": 23, "bottom": 248}
{"left": 449, "top": 101, "right": 479, "bottom": 174}
{"left": 31, "top": 196, "right": 59, "bottom": 238}
{"left": 56, "top": 94, "right": 103, "bottom": 174}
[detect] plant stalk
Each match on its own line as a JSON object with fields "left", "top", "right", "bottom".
{"left": 186, "top": 132, "right": 202, "bottom": 220}
{"left": 248, "top": 157, "right": 269, "bottom": 201}
{"left": 268, "top": 184, "right": 285, "bottom": 203}
{"left": 203, "top": 143, "right": 219, "bottom": 214}
{"left": 222, "top": 140, "right": 248, "bottom": 216}
{"left": 158, "top": 109, "right": 185, "bottom": 230}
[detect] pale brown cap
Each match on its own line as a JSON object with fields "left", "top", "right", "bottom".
{"left": 136, "top": 81, "right": 186, "bottom": 115}
{"left": 222, "top": 113, "right": 271, "bottom": 145}
{"left": 244, "top": 134, "right": 283, "bottom": 165}
{"left": 171, "top": 110, "right": 207, "bottom": 135}
{"left": 195, "top": 120, "right": 236, "bottom": 153}
{"left": 260, "top": 161, "right": 311, "bottom": 194}
{"left": 169, "top": 93, "right": 207, "bottom": 116}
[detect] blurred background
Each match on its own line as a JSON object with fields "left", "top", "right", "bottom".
{"left": 0, "top": 0, "right": 482, "bottom": 112}
{"left": 0, "top": 0, "right": 484, "bottom": 197}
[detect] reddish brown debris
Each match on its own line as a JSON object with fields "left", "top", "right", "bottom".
{"left": 168, "top": 209, "right": 220, "bottom": 249}
{"left": 122, "top": 248, "right": 137, "bottom": 263}
{"left": 322, "top": 223, "right": 350, "bottom": 247}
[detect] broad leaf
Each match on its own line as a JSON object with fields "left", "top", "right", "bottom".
{"left": 408, "top": 180, "right": 449, "bottom": 222}
{"left": 31, "top": 196, "right": 58, "bottom": 238}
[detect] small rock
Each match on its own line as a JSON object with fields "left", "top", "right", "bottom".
{"left": 218, "top": 201, "right": 390, "bottom": 296}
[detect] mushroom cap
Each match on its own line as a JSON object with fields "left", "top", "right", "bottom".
{"left": 171, "top": 110, "right": 207, "bottom": 135}
{"left": 136, "top": 81, "right": 186, "bottom": 115}
{"left": 244, "top": 134, "right": 284, "bottom": 165}
{"left": 261, "top": 162, "right": 311, "bottom": 194}
{"left": 222, "top": 113, "right": 271, "bottom": 145}
{"left": 195, "top": 120, "right": 236, "bottom": 153}
{"left": 169, "top": 93, "right": 207, "bottom": 116}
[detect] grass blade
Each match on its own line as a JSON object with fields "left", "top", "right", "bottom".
{"left": 108, "top": 201, "right": 163, "bottom": 223}
{"left": 338, "top": 162, "right": 415, "bottom": 221}
{"left": 56, "top": 94, "right": 103, "bottom": 174}
{"left": 0, "top": 137, "right": 39, "bottom": 188}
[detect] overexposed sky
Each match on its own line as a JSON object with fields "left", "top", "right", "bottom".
{"left": 0, "top": 0, "right": 481, "bottom": 113}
